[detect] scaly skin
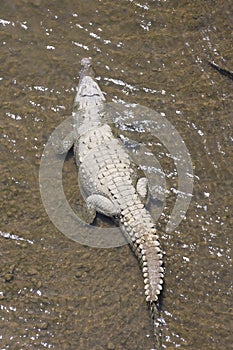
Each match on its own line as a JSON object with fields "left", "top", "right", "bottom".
{"left": 59, "top": 58, "right": 164, "bottom": 345}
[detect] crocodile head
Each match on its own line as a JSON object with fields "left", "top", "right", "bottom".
{"left": 75, "top": 58, "right": 105, "bottom": 109}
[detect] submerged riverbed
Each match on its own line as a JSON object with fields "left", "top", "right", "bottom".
{"left": 0, "top": 1, "right": 232, "bottom": 349}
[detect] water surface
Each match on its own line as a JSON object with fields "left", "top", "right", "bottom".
{"left": 0, "top": 1, "right": 232, "bottom": 349}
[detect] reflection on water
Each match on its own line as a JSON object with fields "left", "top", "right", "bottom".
{"left": 0, "top": 1, "right": 232, "bottom": 349}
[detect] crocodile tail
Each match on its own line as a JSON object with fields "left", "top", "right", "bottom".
{"left": 150, "top": 301, "right": 162, "bottom": 350}
{"left": 120, "top": 207, "right": 164, "bottom": 302}
{"left": 124, "top": 220, "right": 163, "bottom": 349}
{"left": 140, "top": 236, "right": 163, "bottom": 302}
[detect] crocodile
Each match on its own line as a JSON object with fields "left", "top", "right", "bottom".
{"left": 58, "top": 57, "right": 164, "bottom": 347}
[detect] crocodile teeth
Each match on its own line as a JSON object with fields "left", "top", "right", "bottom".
{"left": 145, "top": 289, "right": 150, "bottom": 296}
{"left": 142, "top": 267, "right": 148, "bottom": 273}
{"left": 159, "top": 267, "right": 164, "bottom": 273}
{"left": 143, "top": 272, "right": 148, "bottom": 278}
{"left": 144, "top": 278, "right": 149, "bottom": 284}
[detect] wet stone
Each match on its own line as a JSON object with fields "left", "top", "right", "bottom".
{"left": 75, "top": 265, "right": 90, "bottom": 278}
{"left": 36, "top": 322, "right": 48, "bottom": 330}
{"left": 107, "top": 342, "right": 115, "bottom": 350}
{"left": 27, "top": 267, "right": 38, "bottom": 276}
{"left": 75, "top": 270, "right": 84, "bottom": 278}
{"left": 4, "top": 273, "right": 14, "bottom": 282}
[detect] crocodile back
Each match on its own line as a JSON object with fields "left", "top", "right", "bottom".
{"left": 77, "top": 123, "right": 163, "bottom": 302}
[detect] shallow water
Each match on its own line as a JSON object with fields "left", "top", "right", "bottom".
{"left": 0, "top": 1, "right": 232, "bottom": 349}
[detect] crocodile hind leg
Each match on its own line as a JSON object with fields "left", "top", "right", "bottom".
{"left": 136, "top": 177, "right": 148, "bottom": 201}
{"left": 86, "top": 193, "right": 121, "bottom": 223}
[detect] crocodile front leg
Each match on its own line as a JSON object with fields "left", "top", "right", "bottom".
{"left": 52, "top": 130, "right": 77, "bottom": 154}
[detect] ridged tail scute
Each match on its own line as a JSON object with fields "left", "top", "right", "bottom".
{"left": 137, "top": 234, "right": 163, "bottom": 302}
{"left": 120, "top": 207, "right": 164, "bottom": 303}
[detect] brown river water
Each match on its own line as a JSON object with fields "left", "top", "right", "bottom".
{"left": 0, "top": 1, "right": 232, "bottom": 349}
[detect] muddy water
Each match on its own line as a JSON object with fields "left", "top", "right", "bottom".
{"left": 0, "top": 1, "right": 232, "bottom": 349}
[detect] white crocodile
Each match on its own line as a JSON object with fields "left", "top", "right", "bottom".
{"left": 58, "top": 58, "right": 164, "bottom": 347}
